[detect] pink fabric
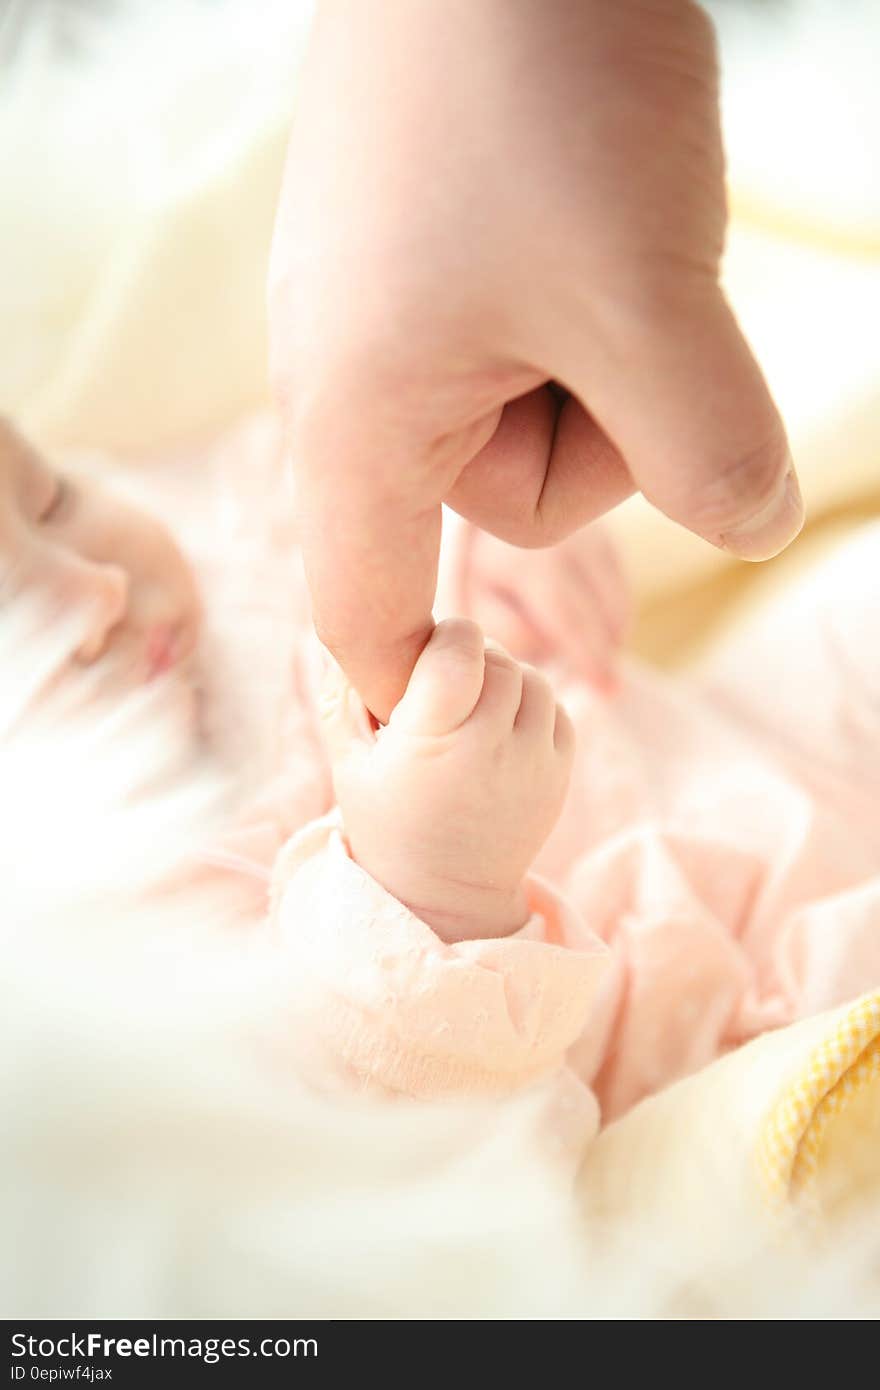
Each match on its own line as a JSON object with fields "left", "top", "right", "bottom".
{"left": 129, "top": 415, "right": 880, "bottom": 1124}
{"left": 267, "top": 659, "right": 879, "bottom": 1122}
{"left": 539, "top": 658, "right": 878, "bottom": 1117}
{"left": 270, "top": 814, "right": 607, "bottom": 1126}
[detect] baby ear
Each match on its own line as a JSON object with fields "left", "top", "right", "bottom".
{"left": 318, "top": 646, "right": 375, "bottom": 765}
{"left": 390, "top": 619, "right": 486, "bottom": 736}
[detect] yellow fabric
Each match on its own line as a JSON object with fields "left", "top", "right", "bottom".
{"left": 757, "top": 990, "right": 880, "bottom": 1210}
{"left": 574, "top": 998, "right": 880, "bottom": 1287}
{"left": 615, "top": 211, "right": 880, "bottom": 669}
{"left": 729, "top": 192, "right": 880, "bottom": 263}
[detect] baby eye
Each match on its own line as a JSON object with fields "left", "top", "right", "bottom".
{"left": 39, "top": 474, "right": 72, "bottom": 524}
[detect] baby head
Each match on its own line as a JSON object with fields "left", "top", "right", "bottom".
{"left": 0, "top": 418, "right": 201, "bottom": 680}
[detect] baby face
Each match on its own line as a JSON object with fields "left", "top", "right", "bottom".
{"left": 0, "top": 418, "right": 200, "bottom": 678}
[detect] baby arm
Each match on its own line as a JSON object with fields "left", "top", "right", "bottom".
{"left": 270, "top": 621, "right": 613, "bottom": 1107}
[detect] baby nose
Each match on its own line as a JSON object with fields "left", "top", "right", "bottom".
{"left": 75, "top": 562, "right": 130, "bottom": 663}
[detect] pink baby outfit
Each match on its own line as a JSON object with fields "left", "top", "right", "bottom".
{"left": 132, "top": 419, "right": 880, "bottom": 1126}
{"left": 265, "top": 526, "right": 880, "bottom": 1125}
{"left": 270, "top": 812, "right": 612, "bottom": 1138}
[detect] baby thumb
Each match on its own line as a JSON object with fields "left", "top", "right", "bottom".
{"left": 391, "top": 619, "right": 486, "bottom": 736}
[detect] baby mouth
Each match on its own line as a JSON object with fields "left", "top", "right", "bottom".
{"left": 145, "top": 624, "right": 185, "bottom": 679}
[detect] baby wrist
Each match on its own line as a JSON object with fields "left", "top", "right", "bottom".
{"left": 404, "top": 882, "right": 531, "bottom": 944}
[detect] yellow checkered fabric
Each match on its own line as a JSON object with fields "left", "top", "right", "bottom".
{"left": 757, "top": 990, "right": 880, "bottom": 1208}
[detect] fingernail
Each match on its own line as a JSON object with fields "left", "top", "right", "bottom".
{"left": 720, "top": 466, "right": 805, "bottom": 562}
{"left": 484, "top": 637, "right": 512, "bottom": 658}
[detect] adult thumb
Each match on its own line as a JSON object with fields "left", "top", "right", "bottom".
{"left": 571, "top": 283, "right": 804, "bottom": 561}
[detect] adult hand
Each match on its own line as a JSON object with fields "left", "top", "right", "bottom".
{"left": 269, "top": 0, "right": 803, "bottom": 721}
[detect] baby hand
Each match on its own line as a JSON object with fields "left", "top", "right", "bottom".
{"left": 320, "top": 620, "right": 575, "bottom": 942}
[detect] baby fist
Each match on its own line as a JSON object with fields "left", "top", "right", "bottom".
{"left": 321, "top": 620, "right": 575, "bottom": 942}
